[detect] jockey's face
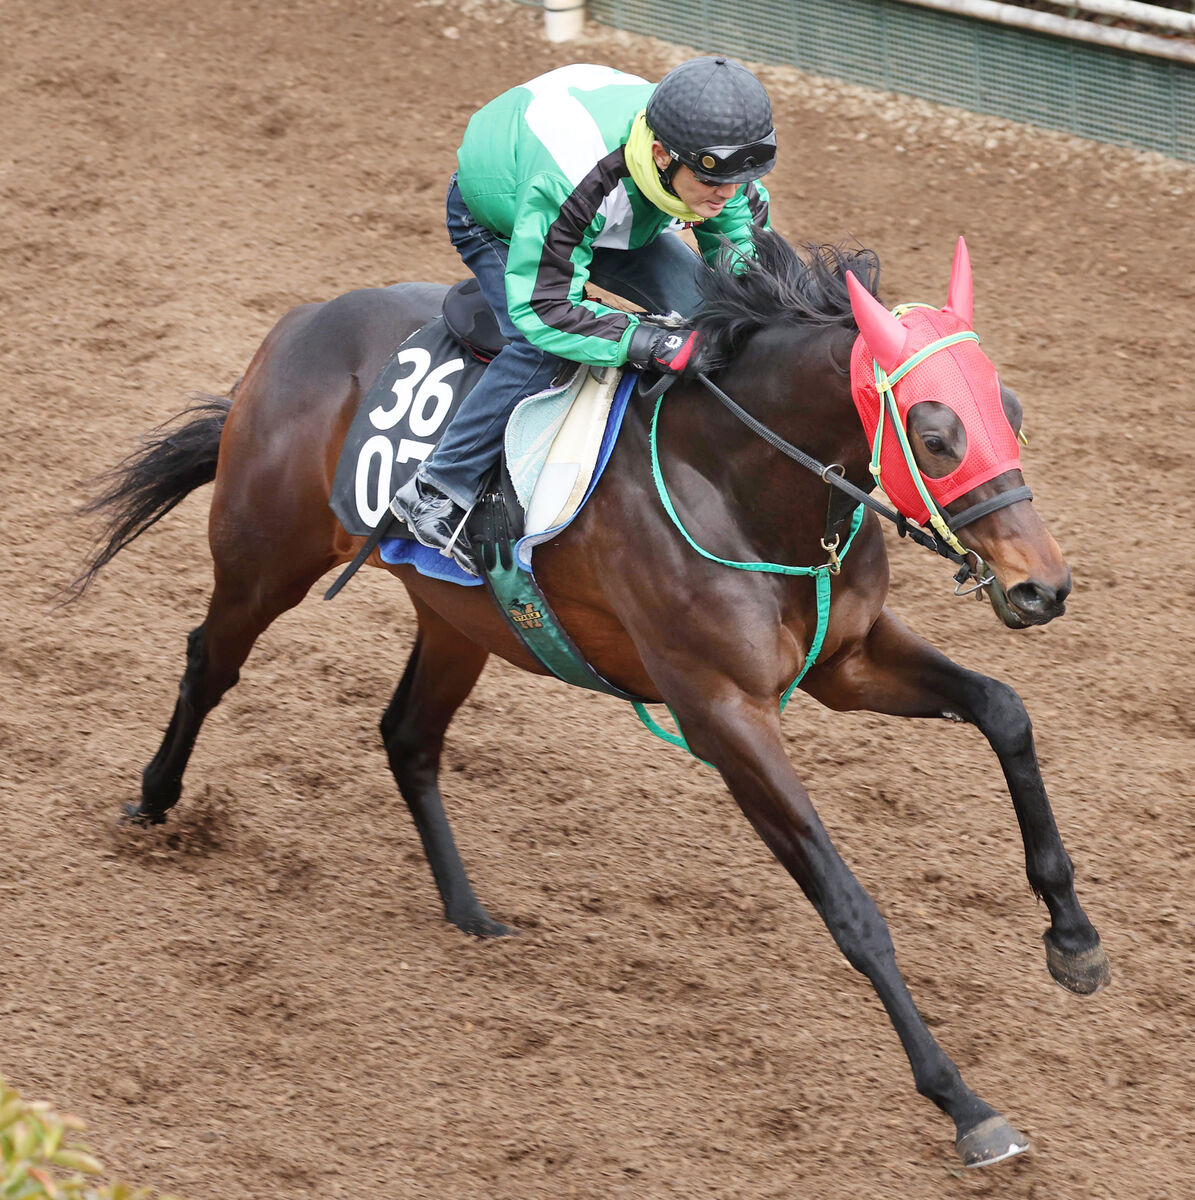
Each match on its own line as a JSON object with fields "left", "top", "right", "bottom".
{"left": 651, "top": 142, "right": 740, "bottom": 219}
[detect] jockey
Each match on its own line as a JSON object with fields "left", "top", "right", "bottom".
{"left": 392, "top": 56, "right": 776, "bottom": 570}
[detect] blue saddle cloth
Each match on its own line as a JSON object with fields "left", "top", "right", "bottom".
{"left": 377, "top": 532, "right": 480, "bottom": 585}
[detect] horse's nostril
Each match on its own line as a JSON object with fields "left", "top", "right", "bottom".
{"left": 1008, "top": 580, "right": 1064, "bottom": 614}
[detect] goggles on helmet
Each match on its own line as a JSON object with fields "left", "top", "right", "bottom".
{"left": 668, "top": 130, "right": 777, "bottom": 184}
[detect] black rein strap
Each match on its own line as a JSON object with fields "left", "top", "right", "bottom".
{"left": 327, "top": 368, "right": 1034, "bottom": 603}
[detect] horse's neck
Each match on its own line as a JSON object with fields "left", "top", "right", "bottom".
{"left": 661, "top": 331, "right": 867, "bottom": 563}
{"left": 717, "top": 325, "right": 866, "bottom": 495}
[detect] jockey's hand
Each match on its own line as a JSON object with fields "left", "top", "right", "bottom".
{"left": 626, "top": 321, "right": 706, "bottom": 378}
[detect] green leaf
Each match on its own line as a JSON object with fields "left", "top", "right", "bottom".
{"left": 48, "top": 1153, "right": 102, "bottom": 1177}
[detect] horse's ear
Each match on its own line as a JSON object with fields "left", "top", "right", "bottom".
{"left": 847, "top": 270, "right": 907, "bottom": 374}
{"left": 945, "top": 236, "right": 973, "bottom": 326}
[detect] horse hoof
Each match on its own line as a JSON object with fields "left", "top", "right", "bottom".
{"left": 955, "top": 1116, "right": 1029, "bottom": 1168}
{"left": 454, "top": 913, "right": 516, "bottom": 939}
{"left": 1043, "top": 931, "right": 1111, "bottom": 995}
{"left": 120, "top": 801, "right": 167, "bottom": 826}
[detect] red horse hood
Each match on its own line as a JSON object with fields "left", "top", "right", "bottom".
{"left": 847, "top": 242, "right": 1023, "bottom": 527}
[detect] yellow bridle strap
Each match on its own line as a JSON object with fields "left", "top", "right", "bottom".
{"left": 868, "top": 328, "right": 981, "bottom": 559}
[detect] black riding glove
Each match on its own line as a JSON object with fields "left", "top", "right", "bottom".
{"left": 626, "top": 321, "right": 706, "bottom": 378}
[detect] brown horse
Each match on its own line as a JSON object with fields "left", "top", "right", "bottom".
{"left": 70, "top": 232, "right": 1109, "bottom": 1167}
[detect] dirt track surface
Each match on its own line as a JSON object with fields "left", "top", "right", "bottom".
{"left": 2, "top": 2, "right": 1194, "bottom": 1197}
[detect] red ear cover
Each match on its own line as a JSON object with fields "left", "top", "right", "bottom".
{"left": 846, "top": 270, "right": 907, "bottom": 375}
{"left": 944, "top": 236, "right": 973, "bottom": 326}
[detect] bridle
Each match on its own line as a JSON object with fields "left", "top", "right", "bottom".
{"left": 690, "top": 365, "right": 1031, "bottom": 593}
{"left": 637, "top": 361, "right": 1020, "bottom": 757}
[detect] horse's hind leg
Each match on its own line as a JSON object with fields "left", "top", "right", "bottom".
{"left": 803, "top": 607, "right": 1109, "bottom": 995}
{"left": 133, "top": 569, "right": 317, "bottom": 823}
{"left": 380, "top": 598, "right": 509, "bottom": 938}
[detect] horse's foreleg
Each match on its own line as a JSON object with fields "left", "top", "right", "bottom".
{"left": 669, "top": 687, "right": 1026, "bottom": 1167}
{"left": 380, "top": 599, "right": 508, "bottom": 938}
{"left": 803, "top": 607, "right": 1109, "bottom": 995}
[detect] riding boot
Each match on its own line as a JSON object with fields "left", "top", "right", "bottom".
{"left": 390, "top": 475, "right": 476, "bottom": 575}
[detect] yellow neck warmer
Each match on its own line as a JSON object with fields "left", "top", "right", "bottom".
{"left": 624, "top": 110, "right": 704, "bottom": 224}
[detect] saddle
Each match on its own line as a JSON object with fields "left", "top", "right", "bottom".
{"left": 441, "top": 277, "right": 508, "bottom": 361}
{"left": 328, "top": 279, "right": 632, "bottom": 588}
{"left": 329, "top": 281, "right": 492, "bottom": 545}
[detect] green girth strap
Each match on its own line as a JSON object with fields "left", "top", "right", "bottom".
{"left": 483, "top": 550, "right": 646, "bottom": 702}
{"left": 634, "top": 393, "right": 865, "bottom": 763}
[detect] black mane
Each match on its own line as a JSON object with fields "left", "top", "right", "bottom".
{"left": 695, "top": 228, "right": 880, "bottom": 367}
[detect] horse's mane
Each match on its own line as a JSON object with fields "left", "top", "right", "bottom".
{"left": 695, "top": 228, "right": 881, "bottom": 367}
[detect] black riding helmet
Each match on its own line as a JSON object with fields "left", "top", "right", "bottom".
{"left": 646, "top": 56, "right": 776, "bottom": 187}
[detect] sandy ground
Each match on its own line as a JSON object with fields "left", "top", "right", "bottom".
{"left": 2, "top": 1, "right": 1194, "bottom": 1197}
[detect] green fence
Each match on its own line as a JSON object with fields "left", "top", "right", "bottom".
{"left": 585, "top": 0, "right": 1195, "bottom": 162}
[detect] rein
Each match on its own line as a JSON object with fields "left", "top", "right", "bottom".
{"left": 693, "top": 369, "right": 994, "bottom": 586}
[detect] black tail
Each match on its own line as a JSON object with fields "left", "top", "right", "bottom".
{"left": 62, "top": 393, "right": 233, "bottom": 602}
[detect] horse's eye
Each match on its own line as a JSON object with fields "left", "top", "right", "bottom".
{"left": 907, "top": 401, "right": 964, "bottom": 476}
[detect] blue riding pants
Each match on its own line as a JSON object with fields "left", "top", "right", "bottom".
{"left": 417, "top": 175, "right": 705, "bottom": 510}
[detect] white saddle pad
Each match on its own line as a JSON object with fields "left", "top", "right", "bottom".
{"left": 505, "top": 364, "right": 623, "bottom": 537}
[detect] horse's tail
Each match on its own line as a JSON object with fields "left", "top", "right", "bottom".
{"left": 61, "top": 392, "right": 234, "bottom": 602}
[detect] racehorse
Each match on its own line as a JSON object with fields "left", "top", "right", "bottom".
{"left": 69, "top": 230, "right": 1109, "bottom": 1167}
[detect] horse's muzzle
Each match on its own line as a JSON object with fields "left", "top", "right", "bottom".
{"left": 988, "top": 571, "right": 1071, "bottom": 628}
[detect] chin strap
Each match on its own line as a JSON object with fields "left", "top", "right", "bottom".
{"left": 947, "top": 486, "right": 1032, "bottom": 532}
{"left": 657, "top": 158, "right": 681, "bottom": 196}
